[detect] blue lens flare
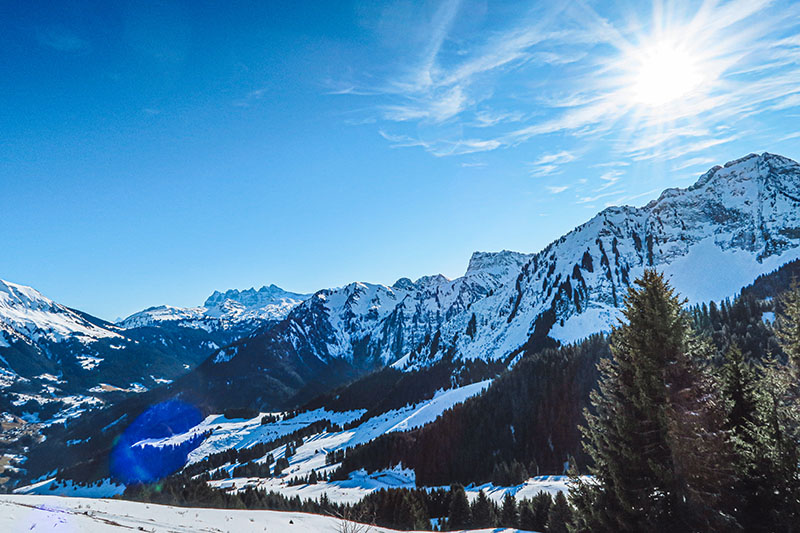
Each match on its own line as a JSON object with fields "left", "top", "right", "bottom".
{"left": 110, "top": 400, "right": 204, "bottom": 484}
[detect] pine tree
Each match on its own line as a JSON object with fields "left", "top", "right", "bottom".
{"left": 776, "top": 279, "right": 800, "bottom": 366}
{"left": 499, "top": 491, "right": 518, "bottom": 527}
{"left": 528, "top": 491, "right": 552, "bottom": 531}
{"left": 471, "top": 489, "right": 493, "bottom": 528}
{"left": 447, "top": 484, "right": 471, "bottom": 530}
{"left": 547, "top": 491, "right": 572, "bottom": 533}
{"left": 518, "top": 499, "right": 537, "bottom": 531}
{"left": 570, "top": 269, "right": 735, "bottom": 532}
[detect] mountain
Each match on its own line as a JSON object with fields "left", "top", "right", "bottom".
{"left": 12, "top": 151, "right": 800, "bottom": 494}
{"left": 119, "top": 284, "right": 310, "bottom": 330}
{"left": 424, "top": 151, "right": 800, "bottom": 365}
{"left": 0, "top": 282, "right": 309, "bottom": 425}
{"left": 162, "top": 153, "right": 800, "bottom": 412}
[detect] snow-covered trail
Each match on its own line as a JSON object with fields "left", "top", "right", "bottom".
{"left": 0, "top": 494, "right": 532, "bottom": 532}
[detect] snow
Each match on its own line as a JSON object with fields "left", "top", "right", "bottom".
{"left": 14, "top": 478, "right": 125, "bottom": 498}
{"left": 0, "top": 279, "right": 121, "bottom": 344}
{"left": 0, "top": 495, "right": 531, "bottom": 532}
{"left": 464, "top": 476, "right": 574, "bottom": 503}
{"left": 549, "top": 305, "right": 621, "bottom": 344}
{"left": 76, "top": 355, "right": 104, "bottom": 370}
{"left": 118, "top": 285, "right": 311, "bottom": 331}
{"left": 181, "top": 380, "right": 490, "bottom": 466}
{"left": 663, "top": 237, "right": 800, "bottom": 305}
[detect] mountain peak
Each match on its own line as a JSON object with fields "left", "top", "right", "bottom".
{"left": 203, "top": 284, "right": 309, "bottom": 308}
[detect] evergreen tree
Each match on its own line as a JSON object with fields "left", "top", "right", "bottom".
{"left": 471, "top": 489, "right": 494, "bottom": 528}
{"left": 737, "top": 356, "right": 800, "bottom": 531}
{"left": 546, "top": 491, "right": 572, "bottom": 533}
{"left": 447, "top": 484, "right": 471, "bottom": 530}
{"left": 776, "top": 279, "right": 800, "bottom": 366}
{"left": 499, "top": 491, "right": 518, "bottom": 527}
{"left": 570, "top": 270, "right": 735, "bottom": 532}
{"left": 528, "top": 491, "right": 552, "bottom": 531}
{"left": 518, "top": 499, "right": 537, "bottom": 531}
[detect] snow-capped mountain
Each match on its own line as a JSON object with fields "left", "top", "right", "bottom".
{"left": 0, "top": 280, "right": 121, "bottom": 346}
{"left": 5, "top": 152, "right": 799, "bottom": 416}
{"left": 119, "top": 284, "right": 310, "bottom": 330}
{"left": 194, "top": 153, "right": 800, "bottom": 406}
{"left": 439, "top": 152, "right": 800, "bottom": 363}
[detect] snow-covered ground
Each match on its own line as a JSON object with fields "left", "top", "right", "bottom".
{"left": 0, "top": 494, "right": 533, "bottom": 532}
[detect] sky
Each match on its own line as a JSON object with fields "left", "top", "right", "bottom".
{"left": 2, "top": 0, "right": 799, "bottom": 321}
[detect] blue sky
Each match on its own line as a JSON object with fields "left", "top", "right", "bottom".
{"left": 2, "top": 0, "right": 799, "bottom": 320}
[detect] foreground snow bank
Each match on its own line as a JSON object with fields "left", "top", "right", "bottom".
{"left": 0, "top": 494, "right": 532, "bottom": 532}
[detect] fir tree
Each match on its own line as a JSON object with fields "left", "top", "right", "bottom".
{"left": 447, "top": 484, "right": 471, "bottom": 530}
{"left": 528, "top": 491, "right": 552, "bottom": 531}
{"left": 499, "top": 491, "right": 518, "bottom": 527}
{"left": 570, "top": 269, "right": 735, "bottom": 532}
{"left": 776, "top": 279, "right": 800, "bottom": 366}
{"left": 518, "top": 499, "right": 537, "bottom": 531}
{"left": 547, "top": 491, "right": 572, "bottom": 533}
{"left": 738, "top": 356, "right": 800, "bottom": 531}
{"left": 471, "top": 489, "right": 494, "bottom": 528}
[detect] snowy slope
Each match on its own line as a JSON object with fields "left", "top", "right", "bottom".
{"left": 0, "top": 279, "right": 121, "bottom": 345}
{"left": 131, "top": 380, "right": 491, "bottom": 467}
{"left": 209, "top": 153, "right": 800, "bottom": 382}
{"left": 435, "top": 152, "right": 800, "bottom": 360}
{"left": 1, "top": 495, "right": 534, "bottom": 533}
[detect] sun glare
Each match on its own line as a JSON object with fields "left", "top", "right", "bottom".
{"left": 630, "top": 40, "right": 705, "bottom": 107}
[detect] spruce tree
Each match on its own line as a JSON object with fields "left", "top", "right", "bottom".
{"left": 529, "top": 491, "right": 552, "bottom": 531}
{"left": 570, "top": 269, "right": 735, "bottom": 532}
{"left": 471, "top": 489, "right": 494, "bottom": 528}
{"left": 776, "top": 279, "right": 800, "bottom": 366}
{"left": 447, "top": 484, "right": 471, "bottom": 530}
{"left": 547, "top": 491, "right": 572, "bottom": 533}
{"left": 500, "top": 491, "right": 518, "bottom": 527}
{"left": 518, "top": 499, "right": 537, "bottom": 531}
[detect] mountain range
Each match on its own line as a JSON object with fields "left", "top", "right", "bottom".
{"left": 2, "top": 152, "right": 799, "bottom": 423}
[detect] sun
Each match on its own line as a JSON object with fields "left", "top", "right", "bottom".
{"left": 629, "top": 39, "right": 705, "bottom": 107}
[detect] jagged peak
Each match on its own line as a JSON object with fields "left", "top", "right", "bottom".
{"left": 465, "top": 250, "right": 532, "bottom": 277}
{"left": 204, "top": 284, "right": 309, "bottom": 308}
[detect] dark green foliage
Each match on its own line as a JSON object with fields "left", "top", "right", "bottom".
{"left": 571, "top": 270, "right": 735, "bottom": 532}
{"left": 447, "top": 484, "right": 471, "bottom": 530}
{"left": 499, "top": 491, "right": 518, "bottom": 527}
{"left": 335, "top": 335, "right": 606, "bottom": 485}
{"left": 776, "top": 278, "right": 800, "bottom": 366}
{"left": 470, "top": 489, "right": 495, "bottom": 528}
{"left": 546, "top": 491, "right": 572, "bottom": 533}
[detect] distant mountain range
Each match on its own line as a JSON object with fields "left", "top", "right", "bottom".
{"left": 2, "top": 152, "right": 799, "bottom": 421}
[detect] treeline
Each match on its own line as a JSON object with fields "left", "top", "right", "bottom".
{"left": 330, "top": 334, "right": 607, "bottom": 485}
{"left": 301, "top": 358, "right": 506, "bottom": 417}
{"left": 182, "top": 419, "right": 336, "bottom": 478}
{"left": 570, "top": 270, "right": 800, "bottom": 532}
{"left": 122, "top": 470, "right": 572, "bottom": 531}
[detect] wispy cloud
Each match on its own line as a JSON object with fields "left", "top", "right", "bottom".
{"left": 546, "top": 185, "right": 569, "bottom": 194}
{"left": 597, "top": 170, "right": 623, "bottom": 190}
{"left": 529, "top": 150, "right": 576, "bottom": 176}
{"left": 378, "top": 130, "right": 500, "bottom": 157}
{"left": 335, "top": 0, "right": 800, "bottom": 168}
